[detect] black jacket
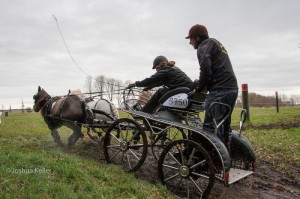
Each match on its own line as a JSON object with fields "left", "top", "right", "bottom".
{"left": 135, "top": 66, "right": 193, "bottom": 90}
{"left": 196, "top": 38, "right": 238, "bottom": 92}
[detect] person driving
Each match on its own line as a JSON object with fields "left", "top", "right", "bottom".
{"left": 127, "top": 55, "right": 193, "bottom": 114}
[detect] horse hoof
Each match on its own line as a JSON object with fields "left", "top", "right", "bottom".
{"left": 79, "top": 133, "right": 84, "bottom": 138}
{"left": 67, "top": 142, "right": 75, "bottom": 147}
{"left": 54, "top": 140, "right": 64, "bottom": 147}
{"left": 55, "top": 143, "right": 64, "bottom": 148}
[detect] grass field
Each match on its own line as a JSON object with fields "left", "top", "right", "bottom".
{"left": 0, "top": 112, "right": 174, "bottom": 199}
{"left": 0, "top": 106, "right": 299, "bottom": 198}
{"left": 232, "top": 107, "right": 300, "bottom": 167}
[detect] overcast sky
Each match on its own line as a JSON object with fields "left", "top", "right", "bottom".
{"left": 1, "top": 0, "right": 299, "bottom": 109}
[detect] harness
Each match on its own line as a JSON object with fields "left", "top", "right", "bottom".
{"left": 42, "top": 95, "right": 87, "bottom": 128}
{"left": 44, "top": 96, "right": 61, "bottom": 117}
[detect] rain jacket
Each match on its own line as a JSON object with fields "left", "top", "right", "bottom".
{"left": 196, "top": 38, "right": 238, "bottom": 92}
{"left": 135, "top": 65, "right": 193, "bottom": 90}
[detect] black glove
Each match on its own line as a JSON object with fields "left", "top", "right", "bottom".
{"left": 143, "top": 87, "right": 150, "bottom": 92}
{"left": 127, "top": 83, "right": 136, "bottom": 89}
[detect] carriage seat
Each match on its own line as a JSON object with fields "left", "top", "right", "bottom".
{"left": 158, "top": 87, "right": 191, "bottom": 104}
{"left": 158, "top": 87, "right": 191, "bottom": 109}
{"left": 158, "top": 87, "right": 206, "bottom": 111}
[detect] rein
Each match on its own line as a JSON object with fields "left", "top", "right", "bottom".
{"left": 71, "top": 88, "right": 128, "bottom": 97}
{"left": 41, "top": 96, "right": 60, "bottom": 117}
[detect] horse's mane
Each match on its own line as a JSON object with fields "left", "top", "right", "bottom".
{"left": 69, "top": 89, "right": 86, "bottom": 100}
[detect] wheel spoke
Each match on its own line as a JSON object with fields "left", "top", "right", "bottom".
{"left": 190, "top": 171, "right": 210, "bottom": 179}
{"left": 128, "top": 149, "right": 141, "bottom": 161}
{"left": 104, "top": 118, "right": 147, "bottom": 172}
{"left": 125, "top": 152, "right": 132, "bottom": 169}
{"left": 158, "top": 139, "right": 215, "bottom": 198}
{"left": 190, "top": 159, "right": 206, "bottom": 170}
{"left": 167, "top": 151, "right": 182, "bottom": 166}
{"left": 108, "top": 148, "right": 122, "bottom": 162}
{"left": 187, "top": 147, "right": 196, "bottom": 165}
{"left": 124, "top": 126, "right": 129, "bottom": 141}
{"left": 162, "top": 163, "right": 179, "bottom": 171}
{"left": 189, "top": 176, "right": 204, "bottom": 194}
{"left": 163, "top": 173, "right": 180, "bottom": 182}
{"left": 110, "top": 132, "right": 122, "bottom": 143}
{"left": 106, "top": 144, "right": 121, "bottom": 149}
{"left": 151, "top": 125, "right": 187, "bottom": 160}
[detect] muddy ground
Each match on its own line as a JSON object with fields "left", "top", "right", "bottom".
{"left": 69, "top": 136, "right": 299, "bottom": 199}
{"left": 135, "top": 156, "right": 300, "bottom": 199}
{"left": 64, "top": 120, "right": 300, "bottom": 199}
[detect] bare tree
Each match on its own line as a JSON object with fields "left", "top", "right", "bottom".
{"left": 105, "top": 78, "right": 116, "bottom": 101}
{"left": 84, "top": 75, "right": 93, "bottom": 97}
{"left": 94, "top": 75, "right": 106, "bottom": 99}
{"left": 124, "top": 80, "right": 132, "bottom": 86}
{"left": 114, "top": 80, "right": 124, "bottom": 107}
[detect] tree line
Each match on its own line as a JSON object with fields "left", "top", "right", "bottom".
{"left": 84, "top": 75, "right": 133, "bottom": 106}
{"left": 236, "top": 92, "right": 300, "bottom": 107}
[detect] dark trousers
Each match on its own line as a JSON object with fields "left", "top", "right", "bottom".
{"left": 142, "top": 87, "right": 170, "bottom": 114}
{"left": 203, "top": 89, "right": 238, "bottom": 148}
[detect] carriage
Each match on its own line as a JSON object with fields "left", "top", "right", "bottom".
{"left": 33, "top": 86, "right": 256, "bottom": 199}
{"left": 101, "top": 87, "right": 256, "bottom": 198}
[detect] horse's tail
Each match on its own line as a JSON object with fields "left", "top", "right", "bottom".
{"left": 109, "top": 102, "right": 120, "bottom": 119}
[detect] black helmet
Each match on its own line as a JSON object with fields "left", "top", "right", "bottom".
{"left": 185, "top": 24, "right": 208, "bottom": 39}
{"left": 153, "top": 55, "right": 168, "bottom": 69}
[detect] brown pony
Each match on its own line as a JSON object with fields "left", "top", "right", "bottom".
{"left": 33, "top": 86, "right": 87, "bottom": 147}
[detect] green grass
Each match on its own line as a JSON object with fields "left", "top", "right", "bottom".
{"left": 244, "top": 128, "right": 300, "bottom": 166}
{"left": 0, "top": 112, "right": 174, "bottom": 199}
{"left": 231, "top": 106, "right": 300, "bottom": 125}
{"left": 232, "top": 106, "right": 300, "bottom": 169}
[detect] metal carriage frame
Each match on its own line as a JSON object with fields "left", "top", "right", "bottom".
{"left": 100, "top": 87, "right": 256, "bottom": 198}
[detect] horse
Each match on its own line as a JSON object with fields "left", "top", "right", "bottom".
{"left": 33, "top": 86, "right": 119, "bottom": 147}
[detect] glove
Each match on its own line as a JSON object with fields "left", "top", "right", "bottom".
{"left": 143, "top": 87, "right": 150, "bottom": 92}
{"left": 127, "top": 83, "right": 136, "bottom": 89}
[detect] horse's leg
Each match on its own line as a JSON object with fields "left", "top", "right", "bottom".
{"left": 51, "top": 128, "right": 64, "bottom": 147}
{"left": 67, "top": 124, "right": 84, "bottom": 147}
{"left": 67, "top": 133, "right": 76, "bottom": 146}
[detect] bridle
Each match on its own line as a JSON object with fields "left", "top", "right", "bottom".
{"left": 34, "top": 91, "right": 51, "bottom": 112}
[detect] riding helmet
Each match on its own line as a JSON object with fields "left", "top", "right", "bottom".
{"left": 153, "top": 55, "right": 168, "bottom": 69}
{"left": 185, "top": 24, "right": 208, "bottom": 39}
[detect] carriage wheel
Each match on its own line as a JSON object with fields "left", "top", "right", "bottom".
{"left": 103, "top": 118, "right": 148, "bottom": 172}
{"left": 158, "top": 139, "right": 215, "bottom": 198}
{"left": 151, "top": 126, "right": 187, "bottom": 160}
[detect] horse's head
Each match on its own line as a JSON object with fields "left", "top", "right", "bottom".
{"left": 33, "top": 86, "right": 50, "bottom": 112}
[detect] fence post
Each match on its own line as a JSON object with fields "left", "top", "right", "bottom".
{"left": 242, "top": 84, "right": 250, "bottom": 121}
{"left": 276, "top": 91, "right": 279, "bottom": 113}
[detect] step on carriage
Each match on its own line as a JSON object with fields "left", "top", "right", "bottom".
{"left": 102, "top": 87, "right": 256, "bottom": 198}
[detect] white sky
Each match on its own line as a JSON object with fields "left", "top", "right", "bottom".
{"left": 1, "top": 0, "right": 300, "bottom": 109}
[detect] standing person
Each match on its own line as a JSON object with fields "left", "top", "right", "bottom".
{"left": 185, "top": 24, "right": 238, "bottom": 150}
{"left": 127, "top": 55, "right": 193, "bottom": 114}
